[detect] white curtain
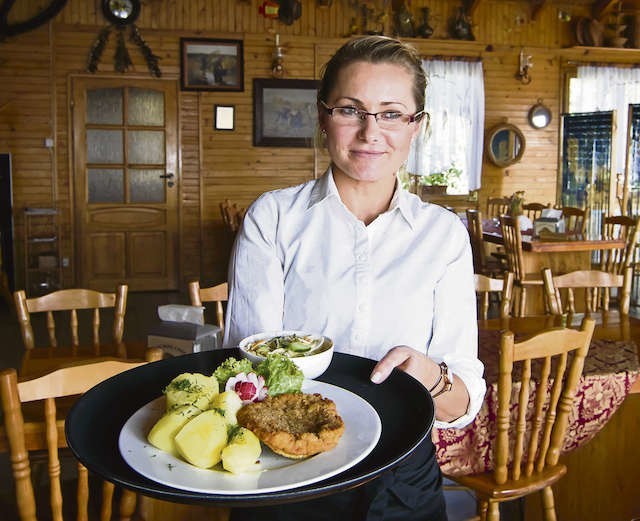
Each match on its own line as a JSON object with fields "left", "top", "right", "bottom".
{"left": 570, "top": 65, "right": 640, "bottom": 174}
{"left": 407, "top": 59, "right": 485, "bottom": 192}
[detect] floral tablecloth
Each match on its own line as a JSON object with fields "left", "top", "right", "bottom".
{"left": 434, "top": 329, "right": 640, "bottom": 476}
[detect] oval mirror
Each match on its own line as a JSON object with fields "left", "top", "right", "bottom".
{"left": 528, "top": 101, "right": 552, "bottom": 129}
{"left": 485, "top": 123, "right": 526, "bottom": 167}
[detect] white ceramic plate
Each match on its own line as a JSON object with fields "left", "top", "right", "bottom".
{"left": 118, "top": 380, "right": 381, "bottom": 494}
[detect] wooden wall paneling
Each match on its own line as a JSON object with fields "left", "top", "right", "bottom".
{"left": 5, "top": 0, "right": 640, "bottom": 292}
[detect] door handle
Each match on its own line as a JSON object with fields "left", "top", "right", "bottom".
{"left": 159, "top": 173, "right": 174, "bottom": 179}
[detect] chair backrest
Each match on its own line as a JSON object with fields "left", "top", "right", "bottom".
{"left": 522, "top": 202, "right": 549, "bottom": 221}
{"left": 0, "top": 348, "right": 163, "bottom": 521}
{"left": 499, "top": 215, "right": 527, "bottom": 281}
{"left": 220, "top": 199, "right": 246, "bottom": 234}
{"left": 486, "top": 197, "right": 510, "bottom": 219}
{"left": 495, "top": 318, "right": 595, "bottom": 485}
{"left": 541, "top": 266, "right": 632, "bottom": 315}
{"left": 188, "top": 281, "right": 228, "bottom": 330}
{"left": 466, "top": 208, "right": 489, "bottom": 274}
{"left": 561, "top": 206, "right": 588, "bottom": 235}
{"left": 13, "top": 285, "right": 128, "bottom": 350}
{"left": 474, "top": 272, "right": 514, "bottom": 320}
{"left": 600, "top": 215, "right": 640, "bottom": 274}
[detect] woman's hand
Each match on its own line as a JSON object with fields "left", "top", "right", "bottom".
{"left": 370, "top": 345, "right": 470, "bottom": 423}
{"left": 369, "top": 345, "right": 440, "bottom": 390}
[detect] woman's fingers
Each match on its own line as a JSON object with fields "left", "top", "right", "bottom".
{"left": 370, "top": 346, "right": 418, "bottom": 384}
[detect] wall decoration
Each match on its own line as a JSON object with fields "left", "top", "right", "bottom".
{"left": 87, "top": 0, "right": 160, "bottom": 77}
{"left": 253, "top": 79, "right": 320, "bottom": 147}
{"left": 180, "top": 38, "right": 244, "bottom": 92}
{"left": 215, "top": 105, "right": 235, "bottom": 131}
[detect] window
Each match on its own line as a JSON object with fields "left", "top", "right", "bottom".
{"left": 406, "top": 58, "right": 485, "bottom": 194}
{"left": 568, "top": 65, "right": 640, "bottom": 174}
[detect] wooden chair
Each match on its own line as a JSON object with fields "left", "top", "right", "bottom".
{"left": 499, "top": 215, "right": 544, "bottom": 316}
{"left": 560, "top": 206, "right": 588, "bottom": 235}
{"left": 599, "top": 215, "right": 640, "bottom": 275}
{"left": 522, "top": 202, "right": 550, "bottom": 221}
{"left": 474, "top": 272, "right": 514, "bottom": 320}
{"left": 467, "top": 209, "right": 505, "bottom": 276}
{"left": 450, "top": 318, "right": 596, "bottom": 521}
{"left": 13, "top": 285, "right": 128, "bottom": 350}
{"left": 188, "top": 281, "right": 228, "bottom": 331}
{"left": 542, "top": 266, "right": 632, "bottom": 315}
{"left": 486, "top": 197, "right": 510, "bottom": 220}
{"left": 0, "top": 348, "right": 163, "bottom": 521}
{"left": 220, "top": 199, "right": 246, "bottom": 235}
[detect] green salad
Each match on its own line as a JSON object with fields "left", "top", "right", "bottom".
{"left": 246, "top": 333, "right": 325, "bottom": 358}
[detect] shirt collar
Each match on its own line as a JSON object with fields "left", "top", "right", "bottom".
{"left": 308, "top": 167, "right": 415, "bottom": 230}
{"left": 308, "top": 167, "right": 338, "bottom": 209}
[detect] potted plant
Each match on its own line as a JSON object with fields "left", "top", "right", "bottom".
{"left": 418, "top": 164, "right": 463, "bottom": 196}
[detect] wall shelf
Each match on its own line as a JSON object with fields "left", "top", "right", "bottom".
{"left": 24, "top": 208, "right": 62, "bottom": 296}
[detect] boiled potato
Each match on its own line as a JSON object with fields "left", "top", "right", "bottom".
{"left": 147, "top": 404, "right": 203, "bottom": 457}
{"left": 221, "top": 427, "right": 262, "bottom": 474}
{"left": 164, "top": 372, "right": 219, "bottom": 411}
{"left": 210, "top": 391, "right": 243, "bottom": 425}
{"left": 174, "top": 409, "right": 228, "bottom": 468}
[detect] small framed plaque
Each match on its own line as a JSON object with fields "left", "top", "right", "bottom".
{"left": 215, "top": 105, "right": 235, "bottom": 131}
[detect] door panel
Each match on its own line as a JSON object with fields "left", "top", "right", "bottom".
{"left": 73, "top": 77, "right": 178, "bottom": 291}
{"left": 128, "top": 232, "right": 167, "bottom": 278}
{"left": 89, "top": 233, "right": 126, "bottom": 279}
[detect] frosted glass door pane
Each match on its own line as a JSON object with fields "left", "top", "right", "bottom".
{"left": 128, "top": 131, "right": 164, "bottom": 164}
{"left": 88, "top": 169, "right": 124, "bottom": 203}
{"left": 130, "top": 169, "right": 165, "bottom": 203}
{"left": 87, "top": 130, "right": 123, "bottom": 163}
{"left": 129, "top": 88, "right": 164, "bottom": 126}
{"left": 87, "top": 88, "right": 123, "bottom": 124}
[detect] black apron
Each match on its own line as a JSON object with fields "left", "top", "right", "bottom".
{"left": 230, "top": 438, "right": 447, "bottom": 521}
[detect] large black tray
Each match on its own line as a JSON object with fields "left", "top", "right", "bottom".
{"left": 65, "top": 349, "right": 434, "bottom": 507}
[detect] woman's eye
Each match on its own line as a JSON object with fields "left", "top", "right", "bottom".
{"left": 380, "top": 111, "right": 403, "bottom": 121}
{"left": 337, "top": 107, "right": 359, "bottom": 117}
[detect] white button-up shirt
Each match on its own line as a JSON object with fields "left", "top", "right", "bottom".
{"left": 224, "top": 170, "right": 485, "bottom": 429}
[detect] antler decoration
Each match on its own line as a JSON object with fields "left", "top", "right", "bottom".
{"left": 87, "top": 24, "right": 161, "bottom": 77}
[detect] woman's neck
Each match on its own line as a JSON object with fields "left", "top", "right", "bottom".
{"left": 332, "top": 169, "right": 397, "bottom": 226}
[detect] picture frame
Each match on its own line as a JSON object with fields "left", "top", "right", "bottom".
{"left": 253, "top": 78, "right": 320, "bottom": 147}
{"left": 214, "top": 105, "right": 235, "bottom": 130}
{"left": 180, "top": 38, "right": 244, "bottom": 91}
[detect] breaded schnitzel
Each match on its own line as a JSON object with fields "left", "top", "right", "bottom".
{"left": 237, "top": 393, "right": 345, "bottom": 459}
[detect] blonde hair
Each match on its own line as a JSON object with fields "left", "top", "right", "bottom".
{"left": 318, "top": 35, "right": 427, "bottom": 112}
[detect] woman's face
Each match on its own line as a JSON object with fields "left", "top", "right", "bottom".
{"left": 320, "top": 61, "right": 421, "bottom": 185}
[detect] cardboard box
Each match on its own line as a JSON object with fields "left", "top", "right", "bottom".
{"left": 534, "top": 217, "right": 565, "bottom": 236}
{"left": 148, "top": 321, "right": 222, "bottom": 357}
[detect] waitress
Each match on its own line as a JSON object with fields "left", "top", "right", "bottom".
{"left": 224, "top": 35, "right": 485, "bottom": 521}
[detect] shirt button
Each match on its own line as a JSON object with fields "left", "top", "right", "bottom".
{"left": 357, "top": 254, "right": 366, "bottom": 262}
{"left": 357, "top": 303, "right": 365, "bottom": 312}
{"left": 354, "top": 333, "right": 361, "bottom": 342}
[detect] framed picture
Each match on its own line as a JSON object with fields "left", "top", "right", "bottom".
{"left": 215, "top": 105, "right": 235, "bottom": 130}
{"left": 180, "top": 38, "right": 244, "bottom": 91}
{"left": 253, "top": 78, "right": 320, "bottom": 147}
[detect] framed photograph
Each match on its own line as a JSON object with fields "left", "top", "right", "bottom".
{"left": 180, "top": 38, "right": 244, "bottom": 91}
{"left": 215, "top": 105, "right": 235, "bottom": 130}
{"left": 253, "top": 78, "right": 320, "bottom": 147}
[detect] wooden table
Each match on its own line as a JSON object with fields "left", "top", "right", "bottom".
{"left": 482, "top": 223, "right": 625, "bottom": 313}
{"left": 438, "top": 313, "right": 640, "bottom": 521}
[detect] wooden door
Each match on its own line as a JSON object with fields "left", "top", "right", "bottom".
{"left": 72, "top": 77, "right": 178, "bottom": 291}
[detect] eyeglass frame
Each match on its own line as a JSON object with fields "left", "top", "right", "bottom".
{"left": 319, "top": 100, "right": 427, "bottom": 127}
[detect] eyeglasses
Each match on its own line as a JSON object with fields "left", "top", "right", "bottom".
{"left": 320, "top": 100, "right": 425, "bottom": 131}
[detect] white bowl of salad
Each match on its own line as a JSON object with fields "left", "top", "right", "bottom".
{"left": 238, "top": 330, "right": 334, "bottom": 380}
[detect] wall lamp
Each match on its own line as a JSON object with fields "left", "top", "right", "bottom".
{"left": 515, "top": 47, "right": 533, "bottom": 85}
